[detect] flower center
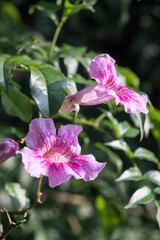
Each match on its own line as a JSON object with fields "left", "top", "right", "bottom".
{"left": 43, "top": 148, "right": 70, "bottom": 164}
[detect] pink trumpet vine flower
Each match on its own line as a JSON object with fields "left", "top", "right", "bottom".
{"left": 0, "top": 138, "right": 19, "bottom": 164}
{"left": 59, "top": 54, "right": 148, "bottom": 114}
{"left": 20, "top": 118, "right": 106, "bottom": 188}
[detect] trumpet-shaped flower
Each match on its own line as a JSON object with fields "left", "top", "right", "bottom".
{"left": 60, "top": 54, "right": 148, "bottom": 114}
{"left": 0, "top": 138, "right": 19, "bottom": 164}
{"left": 20, "top": 118, "right": 106, "bottom": 188}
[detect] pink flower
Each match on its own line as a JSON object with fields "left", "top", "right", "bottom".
{"left": 20, "top": 118, "right": 106, "bottom": 188}
{"left": 0, "top": 138, "right": 19, "bottom": 164}
{"left": 60, "top": 54, "right": 148, "bottom": 114}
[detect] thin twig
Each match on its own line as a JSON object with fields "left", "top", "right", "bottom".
{"left": 0, "top": 176, "right": 43, "bottom": 239}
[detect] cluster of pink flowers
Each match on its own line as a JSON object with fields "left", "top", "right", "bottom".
{"left": 0, "top": 54, "right": 148, "bottom": 187}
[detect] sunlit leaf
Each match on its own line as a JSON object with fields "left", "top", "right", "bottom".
{"left": 134, "top": 148, "right": 159, "bottom": 164}
{"left": 30, "top": 65, "right": 67, "bottom": 117}
{"left": 116, "top": 167, "right": 143, "bottom": 182}
{"left": 67, "top": 78, "right": 77, "bottom": 94}
{"left": 124, "top": 186, "right": 154, "bottom": 209}
{"left": 64, "top": 0, "right": 96, "bottom": 17}
{"left": 5, "top": 182, "right": 30, "bottom": 211}
{"left": 144, "top": 171, "right": 160, "bottom": 187}
{"left": 10, "top": 55, "right": 42, "bottom": 68}
{"left": 118, "top": 121, "right": 139, "bottom": 138}
{"left": 64, "top": 57, "right": 78, "bottom": 78}
{"left": 130, "top": 113, "right": 145, "bottom": 141}
{"left": 104, "top": 139, "right": 134, "bottom": 158}
{"left": 1, "top": 84, "right": 32, "bottom": 122}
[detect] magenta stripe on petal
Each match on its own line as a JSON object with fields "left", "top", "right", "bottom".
{"left": 21, "top": 147, "right": 49, "bottom": 178}
{"left": 0, "top": 138, "right": 19, "bottom": 164}
{"left": 48, "top": 163, "right": 81, "bottom": 188}
{"left": 115, "top": 85, "right": 149, "bottom": 114}
{"left": 90, "top": 54, "right": 120, "bottom": 88}
{"left": 58, "top": 124, "right": 82, "bottom": 155}
{"left": 26, "top": 118, "right": 56, "bottom": 151}
{"left": 68, "top": 154, "right": 106, "bottom": 181}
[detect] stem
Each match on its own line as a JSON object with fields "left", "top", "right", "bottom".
{"left": 25, "top": 176, "right": 43, "bottom": 213}
{"left": 49, "top": 16, "right": 68, "bottom": 60}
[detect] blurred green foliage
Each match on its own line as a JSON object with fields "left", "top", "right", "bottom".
{"left": 0, "top": 1, "right": 160, "bottom": 240}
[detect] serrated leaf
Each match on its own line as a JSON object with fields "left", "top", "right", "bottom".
{"left": 116, "top": 167, "right": 143, "bottom": 182}
{"left": 5, "top": 182, "right": 30, "bottom": 211}
{"left": 125, "top": 186, "right": 154, "bottom": 209}
{"left": 144, "top": 171, "right": 160, "bottom": 186}
{"left": 134, "top": 147, "right": 159, "bottom": 164}
{"left": 30, "top": 65, "right": 67, "bottom": 117}
{"left": 0, "top": 55, "right": 13, "bottom": 91}
{"left": 1, "top": 84, "right": 32, "bottom": 122}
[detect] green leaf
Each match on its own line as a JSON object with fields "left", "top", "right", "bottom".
{"left": 134, "top": 147, "right": 159, "bottom": 164}
{"left": 118, "top": 121, "right": 139, "bottom": 138}
{"left": 144, "top": 171, "right": 160, "bottom": 187}
{"left": 10, "top": 55, "right": 42, "bottom": 68}
{"left": 0, "top": 55, "right": 13, "bottom": 91}
{"left": 64, "top": 0, "right": 96, "bottom": 17}
{"left": 30, "top": 65, "right": 67, "bottom": 117}
{"left": 67, "top": 78, "right": 77, "bottom": 94}
{"left": 1, "top": 84, "right": 32, "bottom": 122}
{"left": 148, "top": 106, "right": 160, "bottom": 145}
{"left": 95, "top": 142, "right": 123, "bottom": 173}
{"left": 125, "top": 186, "right": 155, "bottom": 209}
{"left": 154, "top": 187, "right": 160, "bottom": 195}
{"left": 117, "top": 66, "right": 139, "bottom": 89}
{"left": 95, "top": 196, "right": 121, "bottom": 238}
{"left": 73, "top": 73, "right": 95, "bottom": 87}
{"left": 5, "top": 182, "right": 30, "bottom": 211}
{"left": 116, "top": 167, "right": 143, "bottom": 182}
{"left": 156, "top": 200, "right": 160, "bottom": 228}
{"left": 130, "top": 113, "right": 144, "bottom": 141}
{"left": 29, "top": 1, "right": 61, "bottom": 24}
{"left": 57, "top": 44, "right": 88, "bottom": 70}
{"left": 104, "top": 139, "right": 134, "bottom": 158}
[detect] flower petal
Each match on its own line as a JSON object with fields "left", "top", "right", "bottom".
{"left": 20, "top": 147, "right": 49, "bottom": 177}
{"left": 68, "top": 154, "right": 106, "bottom": 181}
{"left": 0, "top": 138, "right": 19, "bottom": 164}
{"left": 59, "top": 95, "right": 80, "bottom": 113}
{"left": 73, "top": 85, "right": 114, "bottom": 105}
{"left": 48, "top": 163, "right": 81, "bottom": 188}
{"left": 115, "top": 85, "right": 148, "bottom": 114}
{"left": 90, "top": 54, "right": 120, "bottom": 87}
{"left": 26, "top": 118, "right": 56, "bottom": 151}
{"left": 58, "top": 124, "right": 82, "bottom": 154}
